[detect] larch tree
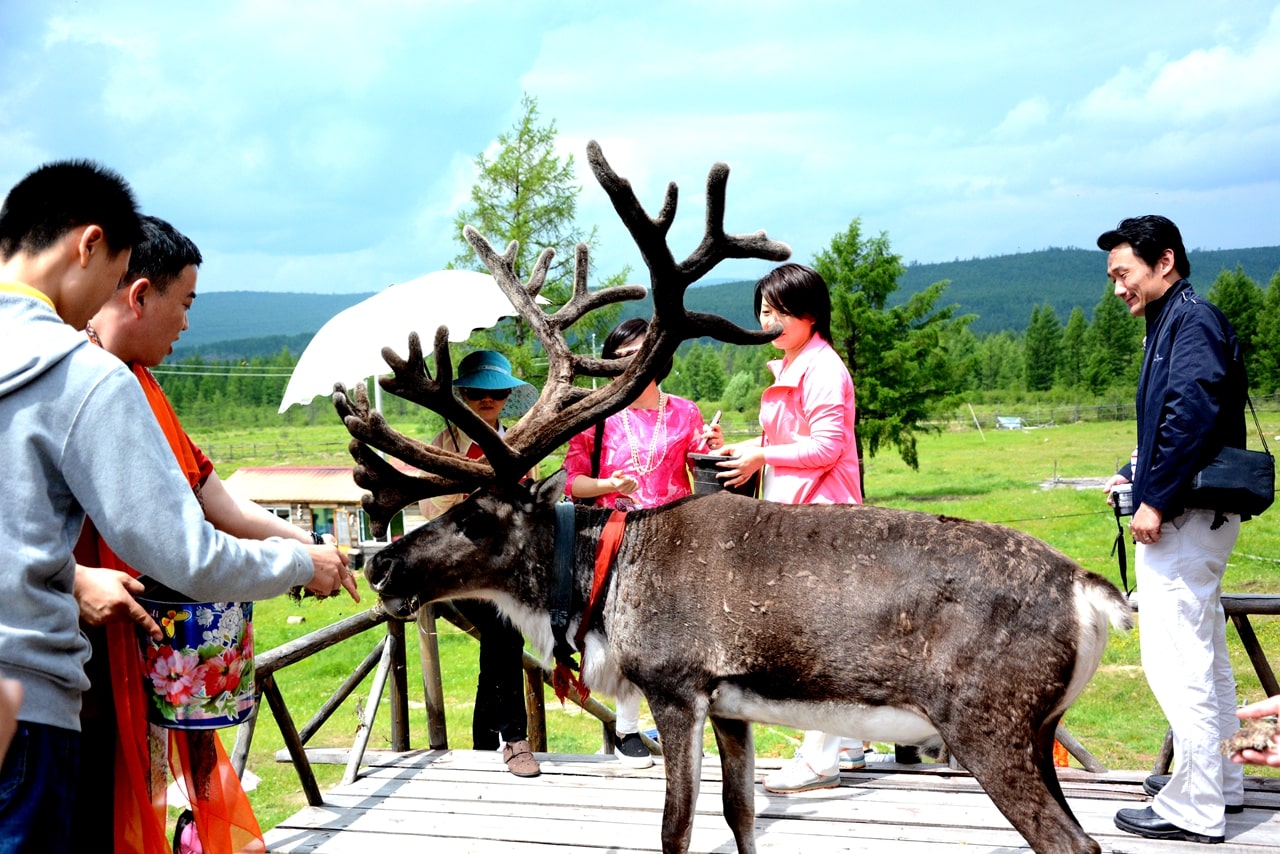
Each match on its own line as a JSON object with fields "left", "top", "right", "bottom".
{"left": 449, "top": 93, "right": 627, "bottom": 381}
{"left": 814, "top": 218, "right": 971, "bottom": 491}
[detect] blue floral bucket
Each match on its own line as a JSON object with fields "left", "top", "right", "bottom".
{"left": 135, "top": 584, "right": 256, "bottom": 730}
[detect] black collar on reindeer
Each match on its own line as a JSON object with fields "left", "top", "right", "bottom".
{"left": 550, "top": 501, "right": 579, "bottom": 672}
{"left": 550, "top": 501, "right": 628, "bottom": 704}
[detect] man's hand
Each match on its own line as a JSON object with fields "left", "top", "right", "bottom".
{"left": 1230, "top": 696, "right": 1280, "bottom": 767}
{"left": 74, "top": 566, "right": 162, "bottom": 640}
{"left": 1130, "top": 503, "right": 1164, "bottom": 545}
{"left": 304, "top": 545, "right": 360, "bottom": 602}
{"left": 1103, "top": 474, "right": 1129, "bottom": 507}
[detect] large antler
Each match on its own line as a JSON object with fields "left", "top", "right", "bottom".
{"left": 339, "top": 141, "right": 791, "bottom": 533}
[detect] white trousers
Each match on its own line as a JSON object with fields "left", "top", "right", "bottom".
{"left": 1137, "top": 508, "right": 1242, "bottom": 837}
{"left": 797, "top": 730, "right": 844, "bottom": 775}
{"left": 616, "top": 689, "right": 641, "bottom": 736}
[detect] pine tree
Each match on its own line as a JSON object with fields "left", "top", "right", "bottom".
{"left": 1206, "top": 264, "right": 1263, "bottom": 383}
{"left": 1057, "top": 307, "right": 1088, "bottom": 390}
{"left": 1084, "top": 285, "right": 1142, "bottom": 394}
{"left": 1023, "top": 303, "right": 1062, "bottom": 392}
{"left": 1253, "top": 268, "right": 1280, "bottom": 393}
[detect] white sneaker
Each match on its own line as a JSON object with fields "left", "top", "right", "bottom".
{"left": 864, "top": 747, "right": 894, "bottom": 764}
{"left": 838, "top": 745, "right": 866, "bottom": 770}
{"left": 763, "top": 757, "right": 840, "bottom": 793}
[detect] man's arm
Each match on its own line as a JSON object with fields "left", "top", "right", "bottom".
{"left": 63, "top": 369, "right": 344, "bottom": 601}
{"left": 201, "top": 472, "right": 310, "bottom": 543}
{"left": 202, "top": 473, "right": 360, "bottom": 601}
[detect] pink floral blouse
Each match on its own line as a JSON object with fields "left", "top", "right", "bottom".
{"left": 564, "top": 394, "right": 710, "bottom": 509}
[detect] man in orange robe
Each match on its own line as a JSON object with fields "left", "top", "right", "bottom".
{"left": 73, "top": 215, "right": 358, "bottom": 853}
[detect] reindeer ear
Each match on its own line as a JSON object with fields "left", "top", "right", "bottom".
{"left": 531, "top": 470, "right": 569, "bottom": 508}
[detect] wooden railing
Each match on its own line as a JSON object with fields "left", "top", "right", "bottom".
{"left": 230, "top": 603, "right": 642, "bottom": 806}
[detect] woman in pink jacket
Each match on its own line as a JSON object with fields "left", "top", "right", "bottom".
{"left": 719, "top": 262, "right": 864, "bottom": 793}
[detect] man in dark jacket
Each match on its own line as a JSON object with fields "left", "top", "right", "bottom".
{"left": 1101, "top": 215, "right": 1248, "bottom": 845}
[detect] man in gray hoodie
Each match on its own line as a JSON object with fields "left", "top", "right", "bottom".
{"left": 0, "top": 160, "right": 354, "bottom": 852}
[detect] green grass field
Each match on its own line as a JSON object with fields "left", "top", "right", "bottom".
{"left": 191, "top": 414, "right": 1280, "bottom": 830}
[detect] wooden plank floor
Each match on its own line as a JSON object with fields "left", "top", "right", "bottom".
{"left": 264, "top": 750, "right": 1280, "bottom": 853}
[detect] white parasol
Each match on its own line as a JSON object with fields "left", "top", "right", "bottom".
{"left": 278, "top": 269, "right": 534, "bottom": 413}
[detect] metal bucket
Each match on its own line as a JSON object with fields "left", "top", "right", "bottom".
{"left": 135, "top": 582, "right": 255, "bottom": 730}
{"left": 687, "top": 452, "right": 759, "bottom": 498}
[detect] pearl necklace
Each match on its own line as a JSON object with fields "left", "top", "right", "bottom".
{"left": 619, "top": 391, "right": 669, "bottom": 477}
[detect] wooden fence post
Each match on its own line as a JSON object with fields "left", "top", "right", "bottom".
{"left": 415, "top": 604, "right": 449, "bottom": 749}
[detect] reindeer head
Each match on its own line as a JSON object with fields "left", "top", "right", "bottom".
{"left": 335, "top": 141, "right": 790, "bottom": 607}
{"left": 366, "top": 472, "right": 568, "bottom": 619}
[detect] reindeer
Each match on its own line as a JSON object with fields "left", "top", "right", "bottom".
{"left": 335, "top": 141, "right": 1132, "bottom": 854}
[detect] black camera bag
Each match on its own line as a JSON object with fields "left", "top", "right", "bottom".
{"left": 1186, "top": 395, "right": 1274, "bottom": 517}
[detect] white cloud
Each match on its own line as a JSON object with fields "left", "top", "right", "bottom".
{"left": 1077, "top": 6, "right": 1280, "bottom": 125}
{"left": 2, "top": 0, "right": 1278, "bottom": 292}
{"left": 993, "top": 97, "right": 1052, "bottom": 139}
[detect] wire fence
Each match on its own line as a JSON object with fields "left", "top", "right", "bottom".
{"left": 935, "top": 392, "right": 1280, "bottom": 431}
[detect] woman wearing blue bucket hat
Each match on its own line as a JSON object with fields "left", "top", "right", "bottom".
{"left": 416, "top": 350, "right": 542, "bottom": 776}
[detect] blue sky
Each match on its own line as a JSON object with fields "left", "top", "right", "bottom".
{"left": 2, "top": 1, "right": 1278, "bottom": 294}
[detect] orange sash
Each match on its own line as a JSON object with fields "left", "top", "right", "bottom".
{"left": 95, "top": 364, "right": 263, "bottom": 853}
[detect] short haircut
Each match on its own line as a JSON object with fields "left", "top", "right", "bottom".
{"left": 0, "top": 160, "right": 143, "bottom": 261}
{"left": 753, "top": 263, "right": 833, "bottom": 344}
{"left": 125, "top": 215, "right": 203, "bottom": 293}
{"left": 1096, "top": 215, "right": 1190, "bottom": 280}
{"left": 602, "top": 317, "right": 672, "bottom": 383}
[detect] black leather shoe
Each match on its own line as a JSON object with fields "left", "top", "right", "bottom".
{"left": 1143, "top": 774, "right": 1244, "bottom": 813}
{"left": 1115, "top": 807, "right": 1224, "bottom": 844}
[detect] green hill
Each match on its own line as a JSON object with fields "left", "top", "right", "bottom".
{"left": 176, "top": 245, "right": 1280, "bottom": 357}
{"left": 896, "top": 246, "right": 1280, "bottom": 332}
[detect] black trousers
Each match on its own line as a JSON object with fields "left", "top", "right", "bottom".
{"left": 451, "top": 599, "right": 529, "bottom": 749}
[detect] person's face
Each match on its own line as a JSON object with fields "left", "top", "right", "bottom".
{"left": 133, "top": 265, "right": 198, "bottom": 366}
{"left": 759, "top": 299, "right": 814, "bottom": 352}
{"left": 1107, "top": 244, "right": 1174, "bottom": 318}
{"left": 460, "top": 386, "right": 509, "bottom": 425}
{"left": 611, "top": 336, "right": 658, "bottom": 394}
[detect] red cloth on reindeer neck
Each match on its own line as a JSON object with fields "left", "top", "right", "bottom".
{"left": 552, "top": 509, "right": 627, "bottom": 704}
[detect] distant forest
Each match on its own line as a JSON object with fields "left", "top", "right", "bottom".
{"left": 154, "top": 242, "right": 1280, "bottom": 436}
{"left": 175, "top": 245, "right": 1280, "bottom": 362}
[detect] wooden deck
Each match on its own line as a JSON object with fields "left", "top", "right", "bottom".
{"left": 264, "top": 750, "right": 1280, "bottom": 853}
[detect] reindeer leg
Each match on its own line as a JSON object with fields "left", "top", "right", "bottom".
{"left": 648, "top": 696, "right": 709, "bottom": 854}
{"left": 942, "top": 718, "right": 1099, "bottom": 854}
{"left": 709, "top": 716, "right": 757, "bottom": 854}
{"left": 1038, "top": 714, "right": 1076, "bottom": 823}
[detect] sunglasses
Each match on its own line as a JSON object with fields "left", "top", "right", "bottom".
{"left": 461, "top": 387, "right": 512, "bottom": 402}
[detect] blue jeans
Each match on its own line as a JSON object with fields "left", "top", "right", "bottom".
{"left": 0, "top": 722, "right": 79, "bottom": 854}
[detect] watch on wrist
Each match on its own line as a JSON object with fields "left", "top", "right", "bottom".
{"left": 309, "top": 531, "right": 325, "bottom": 545}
